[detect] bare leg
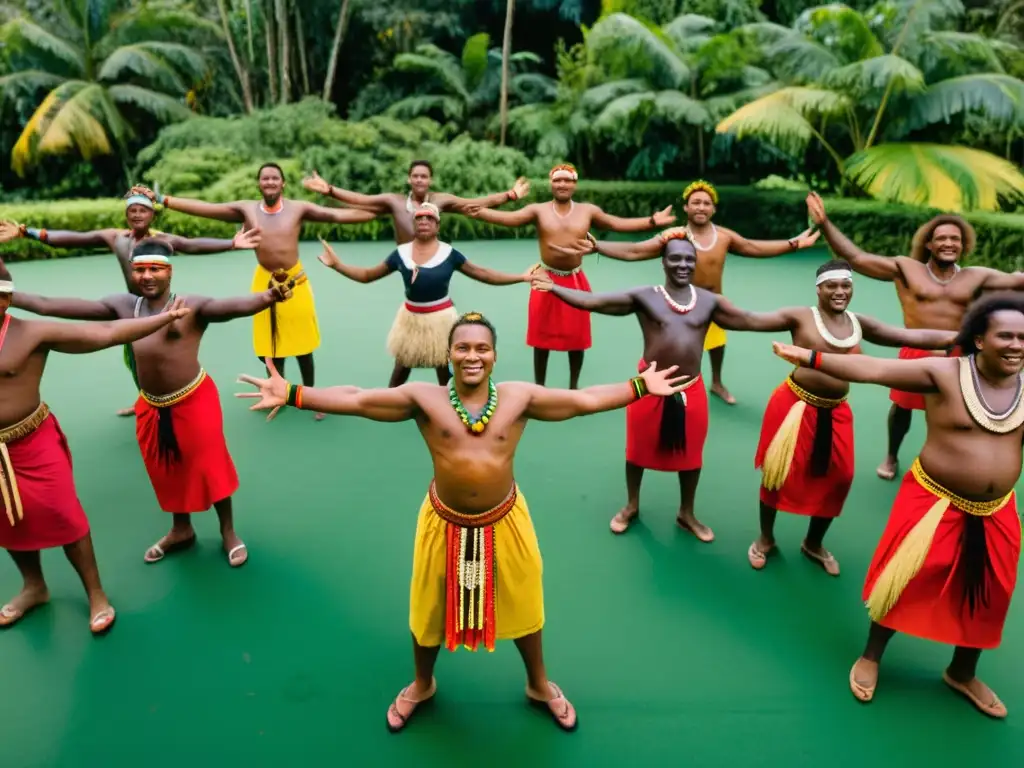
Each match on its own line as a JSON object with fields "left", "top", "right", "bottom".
{"left": 676, "top": 468, "right": 713, "bottom": 542}
{"left": 144, "top": 512, "right": 196, "bottom": 563}
{"left": 62, "top": 533, "right": 115, "bottom": 632}
{"left": 802, "top": 516, "right": 839, "bottom": 575}
{"left": 386, "top": 634, "right": 440, "bottom": 732}
{"left": 748, "top": 502, "right": 777, "bottom": 569}
{"left": 610, "top": 461, "right": 644, "bottom": 533}
{"left": 389, "top": 363, "right": 412, "bottom": 388}
{"left": 850, "top": 621, "right": 896, "bottom": 701}
{"left": 434, "top": 366, "right": 451, "bottom": 386}
{"left": 515, "top": 630, "right": 577, "bottom": 730}
{"left": 944, "top": 647, "right": 1006, "bottom": 717}
{"left": 296, "top": 353, "right": 324, "bottom": 420}
{"left": 567, "top": 351, "right": 584, "bottom": 390}
{"left": 0, "top": 549, "right": 50, "bottom": 627}
{"left": 533, "top": 348, "right": 550, "bottom": 387}
{"left": 707, "top": 346, "right": 735, "bottom": 404}
{"left": 877, "top": 404, "right": 912, "bottom": 480}
{"left": 214, "top": 497, "right": 247, "bottom": 567}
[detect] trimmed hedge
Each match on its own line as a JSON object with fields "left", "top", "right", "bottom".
{"left": 3, "top": 182, "right": 1023, "bottom": 271}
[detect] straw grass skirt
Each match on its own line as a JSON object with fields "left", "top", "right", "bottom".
{"left": 387, "top": 304, "right": 459, "bottom": 368}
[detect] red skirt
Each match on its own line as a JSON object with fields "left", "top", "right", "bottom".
{"left": 754, "top": 379, "right": 854, "bottom": 518}
{"left": 889, "top": 346, "right": 960, "bottom": 410}
{"left": 527, "top": 269, "right": 592, "bottom": 351}
{"left": 0, "top": 411, "right": 90, "bottom": 552}
{"left": 625, "top": 362, "right": 707, "bottom": 472}
{"left": 862, "top": 466, "right": 1021, "bottom": 649}
{"left": 135, "top": 374, "right": 239, "bottom": 513}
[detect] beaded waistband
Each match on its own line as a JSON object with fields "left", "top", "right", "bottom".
{"left": 543, "top": 264, "right": 581, "bottom": 277}
{"left": 428, "top": 482, "right": 517, "bottom": 528}
{"left": 0, "top": 402, "right": 49, "bottom": 444}
{"left": 141, "top": 369, "right": 206, "bottom": 408}
{"left": 911, "top": 458, "right": 1012, "bottom": 517}
{"left": 787, "top": 375, "right": 846, "bottom": 409}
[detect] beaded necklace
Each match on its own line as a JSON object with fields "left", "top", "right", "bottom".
{"left": 449, "top": 378, "right": 498, "bottom": 434}
{"left": 810, "top": 306, "right": 862, "bottom": 349}
{"left": 685, "top": 223, "right": 718, "bottom": 252}
{"left": 959, "top": 355, "right": 1024, "bottom": 434}
{"left": 655, "top": 284, "right": 697, "bottom": 314}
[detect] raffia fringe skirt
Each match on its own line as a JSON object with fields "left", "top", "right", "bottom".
{"left": 386, "top": 304, "right": 459, "bottom": 368}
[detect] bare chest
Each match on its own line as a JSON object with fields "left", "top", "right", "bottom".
{"left": 792, "top": 310, "right": 862, "bottom": 352}
{"left": 536, "top": 205, "right": 591, "bottom": 238}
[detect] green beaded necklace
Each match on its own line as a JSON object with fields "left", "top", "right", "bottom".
{"left": 449, "top": 378, "right": 498, "bottom": 434}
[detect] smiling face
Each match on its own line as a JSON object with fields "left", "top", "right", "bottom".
{"left": 414, "top": 214, "right": 439, "bottom": 239}
{"left": 258, "top": 165, "right": 285, "bottom": 205}
{"left": 131, "top": 263, "right": 172, "bottom": 299}
{"left": 926, "top": 223, "right": 963, "bottom": 266}
{"left": 449, "top": 323, "right": 496, "bottom": 387}
{"left": 817, "top": 277, "right": 854, "bottom": 313}
{"left": 976, "top": 309, "right": 1024, "bottom": 377}
{"left": 408, "top": 164, "right": 432, "bottom": 198}
{"left": 125, "top": 203, "right": 155, "bottom": 233}
{"left": 662, "top": 239, "right": 697, "bottom": 288}
{"left": 683, "top": 190, "right": 716, "bottom": 226}
{"left": 550, "top": 176, "right": 576, "bottom": 203}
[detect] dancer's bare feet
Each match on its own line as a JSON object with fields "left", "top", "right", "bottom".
{"left": 526, "top": 681, "right": 578, "bottom": 731}
{"left": 88, "top": 594, "right": 116, "bottom": 635}
{"left": 850, "top": 657, "right": 878, "bottom": 702}
{"left": 748, "top": 537, "right": 775, "bottom": 569}
{"left": 144, "top": 527, "right": 196, "bottom": 563}
{"left": 386, "top": 678, "right": 437, "bottom": 732}
{"left": 876, "top": 456, "right": 898, "bottom": 480}
{"left": 801, "top": 541, "right": 840, "bottom": 576}
{"left": 609, "top": 504, "right": 639, "bottom": 534}
{"left": 710, "top": 382, "right": 735, "bottom": 405}
{"left": 943, "top": 671, "right": 1007, "bottom": 718}
{"left": 677, "top": 510, "right": 714, "bottom": 542}
{"left": 0, "top": 585, "right": 50, "bottom": 628}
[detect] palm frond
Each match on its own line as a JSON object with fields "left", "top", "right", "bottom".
{"left": 662, "top": 13, "right": 717, "bottom": 53}
{"left": 704, "top": 82, "right": 782, "bottom": 120}
{"left": 652, "top": 90, "right": 710, "bottom": 125}
{"left": 106, "top": 84, "right": 193, "bottom": 122}
{"left": 586, "top": 13, "right": 689, "bottom": 90}
{"left": 0, "top": 17, "right": 84, "bottom": 77}
{"left": 918, "top": 31, "right": 1007, "bottom": 76}
{"left": 844, "top": 142, "right": 1024, "bottom": 212}
{"left": 765, "top": 35, "right": 842, "bottom": 83}
{"left": 501, "top": 103, "right": 573, "bottom": 160}
{"left": 384, "top": 94, "right": 465, "bottom": 123}
{"left": 97, "top": 3, "right": 224, "bottom": 57}
{"left": 592, "top": 91, "right": 655, "bottom": 139}
{"left": 0, "top": 69, "right": 65, "bottom": 101}
{"left": 97, "top": 44, "right": 196, "bottom": 94}
{"left": 510, "top": 73, "right": 559, "bottom": 104}
{"left": 715, "top": 87, "right": 847, "bottom": 155}
{"left": 823, "top": 54, "right": 925, "bottom": 95}
{"left": 12, "top": 81, "right": 111, "bottom": 175}
{"left": 393, "top": 49, "right": 470, "bottom": 102}
{"left": 906, "top": 74, "right": 1024, "bottom": 132}
{"left": 732, "top": 21, "right": 794, "bottom": 46}
{"left": 579, "top": 79, "right": 648, "bottom": 112}
{"left": 797, "top": 4, "right": 885, "bottom": 62}
{"left": 461, "top": 33, "right": 490, "bottom": 91}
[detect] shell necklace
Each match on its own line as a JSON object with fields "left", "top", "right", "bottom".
{"left": 685, "top": 224, "right": 718, "bottom": 252}
{"left": 810, "top": 307, "right": 862, "bottom": 349}
{"left": 655, "top": 285, "right": 697, "bottom": 314}
{"left": 551, "top": 200, "right": 575, "bottom": 219}
{"left": 959, "top": 355, "right": 1024, "bottom": 433}
{"left": 406, "top": 193, "right": 432, "bottom": 213}
{"left": 926, "top": 261, "right": 959, "bottom": 285}
{"left": 449, "top": 378, "right": 498, "bottom": 434}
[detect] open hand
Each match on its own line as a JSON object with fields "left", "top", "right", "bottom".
{"left": 806, "top": 192, "right": 826, "bottom": 226}
{"left": 652, "top": 205, "right": 676, "bottom": 227}
{"left": 639, "top": 361, "right": 691, "bottom": 396}
{"left": 550, "top": 238, "right": 595, "bottom": 259}
{"left": 530, "top": 267, "right": 553, "bottom": 291}
{"left": 317, "top": 237, "right": 342, "bottom": 270}
{"left": 233, "top": 226, "right": 262, "bottom": 250}
{"left": 130, "top": 185, "right": 158, "bottom": 202}
{"left": 772, "top": 341, "right": 811, "bottom": 367}
{"left": 235, "top": 358, "right": 288, "bottom": 421}
{"left": 0, "top": 221, "right": 22, "bottom": 243}
{"left": 165, "top": 296, "right": 191, "bottom": 320}
{"left": 511, "top": 177, "right": 530, "bottom": 200}
{"left": 303, "top": 171, "right": 331, "bottom": 195}
{"left": 789, "top": 227, "right": 821, "bottom": 249}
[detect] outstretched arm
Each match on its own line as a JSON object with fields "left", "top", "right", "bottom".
{"left": 973, "top": 268, "right": 1024, "bottom": 293}
{"left": 302, "top": 173, "right": 401, "bottom": 214}
{"left": 160, "top": 194, "right": 247, "bottom": 223}
{"left": 806, "top": 193, "right": 899, "bottom": 281}
{"left": 774, "top": 342, "right": 940, "bottom": 393}
{"left": 857, "top": 314, "right": 957, "bottom": 350}
{"left": 722, "top": 226, "right": 819, "bottom": 258}
{"left": 464, "top": 204, "right": 539, "bottom": 228}
{"left": 196, "top": 291, "right": 277, "bottom": 323}
{"left": 162, "top": 227, "right": 260, "bottom": 255}
{"left": 439, "top": 178, "right": 529, "bottom": 212}
{"left": 300, "top": 202, "right": 379, "bottom": 224}
{"left": 546, "top": 284, "right": 638, "bottom": 316}
{"left": 39, "top": 303, "right": 188, "bottom": 354}
{"left": 590, "top": 235, "right": 662, "bottom": 262}
{"left": 590, "top": 204, "right": 674, "bottom": 233}
{"left": 317, "top": 239, "right": 394, "bottom": 283}
{"left": 712, "top": 297, "right": 798, "bottom": 332}
{"left": 458, "top": 260, "right": 530, "bottom": 286}
{"left": 13, "top": 293, "right": 122, "bottom": 321}
{"left": 0, "top": 222, "right": 117, "bottom": 250}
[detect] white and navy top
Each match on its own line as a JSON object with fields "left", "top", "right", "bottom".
{"left": 385, "top": 242, "right": 467, "bottom": 309}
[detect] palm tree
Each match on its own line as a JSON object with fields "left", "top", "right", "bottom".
{"left": 715, "top": 1, "right": 1024, "bottom": 211}
{"left": 0, "top": 0, "right": 218, "bottom": 177}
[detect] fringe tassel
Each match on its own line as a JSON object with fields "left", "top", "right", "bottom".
{"left": 444, "top": 522, "right": 497, "bottom": 652}
{"left": 865, "top": 497, "right": 950, "bottom": 621}
{"left": 761, "top": 401, "right": 807, "bottom": 491}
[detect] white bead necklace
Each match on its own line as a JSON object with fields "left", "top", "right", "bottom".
{"left": 685, "top": 224, "right": 718, "bottom": 252}
{"left": 655, "top": 285, "right": 698, "bottom": 314}
{"left": 810, "top": 306, "right": 862, "bottom": 349}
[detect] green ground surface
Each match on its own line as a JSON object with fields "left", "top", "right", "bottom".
{"left": 1, "top": 241, "right": 1019, "bottom": 767}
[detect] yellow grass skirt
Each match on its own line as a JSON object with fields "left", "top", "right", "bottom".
{"left": 386, "top": 304, "right": 458, "bottom": 368}
{"left": 704, "top": 321, "right": 727, "bottom": 351}
{"left": 409, "top": 485, "right": 545, "bottom": 649}
{"left": 250, "top": 262, "right": 320, "bottom": 358}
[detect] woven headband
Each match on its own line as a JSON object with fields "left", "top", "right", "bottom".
{"left": 816, "top": 269, "right": 852, "bottom": 285}
{"left": 0, "top": 280, "right": 13, "bottom": 293}
{"left": 414, "top": 202, "right": 440, "bottom": 220}
{"left": 549, "top": 165, "right": 578, "bottom": 182}
{"left": 131, "top": 253, "right": 171, "bottom": 267}
{"left": 125, "top": 194, "right": 154, "bottom": 210}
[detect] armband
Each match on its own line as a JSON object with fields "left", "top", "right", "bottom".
{"left": 25, "top": 227, "right": 48, "bottom": 243}
{"left": 629, "top": 376, "right": 648, "bottom": 400}
{"left": 807, "top": 351, "right": 823, "bottom": 370}
{"left": 285, "top": 383, "right": 304, "bottom": 408}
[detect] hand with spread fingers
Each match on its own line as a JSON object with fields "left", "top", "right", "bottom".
{"left": 549, "top": 237, "right": 595, "bottom": 259}
{"left": 130, "top": 185, "right": 158, "bottom": 202}
{"left": 232, "top": 226, "right": 262, "bottom": 250}
{"left": 165, "top": 296, "right": 191, "bottom": 320}
{"left": 303, "top": 170, "right": 331, "bottom": 195}
{"left": 806, "top": 191, "right": 826, "bottom": 225}
{"left": 316, "top": 237, "right": 342, "bottom": 270}
{"left": 652, "top": 205, "right": 676, "bottom": 227}
{"left": 530, "top": 269, "right": 554, "bottom": 292}
{"left": 638, "top": 361, "right": 691, "bottom": 396}
{"left": 0, "top": 221, "right": 23, "bottom": 243}
{"left": 789, "top": 227, "right": 822, "bottom": 249}
{"left": 236, "top": 358, "right": 288, "bottom": 421}
{"left": 511, "top": 177, "right": 530, "bottom": 200}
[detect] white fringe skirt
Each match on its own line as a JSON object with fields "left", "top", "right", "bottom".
{"left": 386, "top": 303, "right": 459, "bottom": 368}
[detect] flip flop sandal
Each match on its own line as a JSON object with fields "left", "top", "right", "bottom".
{"left": 677, "top": 517, "right": 715, "bottom": 542}
{"left": 748, "top": 541, "right": 772, "bottom": 570}
{"left": 227, "top": 544, "right": 248, "bottom": 568}
{"left": 610, "top": 511, "right": 638, "bottom": 534}
{"left": 942, "top": 672, "right": 1007, "bottom": 719}
{"left": 90, "top": 607, "right": 116, "bottom": 636}
{"left": 849, "top": 659, "right": 876, "bottom": 703}
{"left": 801, "top": 544, "right": 840, "bottom": 576}
{"left": 144, "top": 534, "right": 196, "bottom": 564}
{"left": 0, "top": 599, "right": 46, "bottom": 628}
{"left": 386, "top": 680, "right": 437, "bottom": 733}
{"left": 527, "top": 682, "right": 578, "bottom": 732}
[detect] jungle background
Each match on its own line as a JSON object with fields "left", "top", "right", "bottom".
{"left": 1, "top": 0, "right": 1023, "bottom": 265}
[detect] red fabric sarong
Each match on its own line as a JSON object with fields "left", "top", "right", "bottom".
{"left": 754, "top": 379, "right": 854, "bottom": 518}
{"left": 0, "top": 411, "right": 90, "bottom": 552}
{"left": 625, "top": 361, "right": 707, "bottom": 472}
{"left": 862, "top": 466, "right": 1021, "bottom": 649}
{"left": 135, "top": 374, "right": 239, "bottom": 513}
{"left": 527, "top": 269, "right": 592, "bottom": 351}
{"left": 889, "top": 346, "right": 960, "bottom": 410}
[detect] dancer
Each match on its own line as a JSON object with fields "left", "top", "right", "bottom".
{"left": 533, "top": 230, "right": 768, "bottom": 540}
{"left": 806, "top": 191, "right": 1024, "bottom": 479}
{"left": 462, "top": 163, "right": 676, "bottom": 389}
{"left": 772, "top": 292, "right": 1024, "bottom": 719}
{"left": 130, "top": 162, "right": 378, "bottom": 421}
{"left": 560, "top": 180, "right": 820, "bottom": 403}
{"left": 0, "top": 266, "right": 191, "bottom": 633}
{"left": 0, "top": 193, "right": 261, "bottom": 415}
{"left": 704, "top": 260, "right": 956, "bottom": 575}
{"left": 235, "top": 312, "right": 688, "bottom": 733}
{"left": 302, "top": 161, "right": 530, "bottom": 244}
{"left": 0, "top": 240, "right": 296, "bottom": 566}
{"left": 317, "top": 203, "right": 534, "bottom": 386}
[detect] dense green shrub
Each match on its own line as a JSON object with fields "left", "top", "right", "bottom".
{"left": 3, "top": 183, "right": 1023, "bottom": 272}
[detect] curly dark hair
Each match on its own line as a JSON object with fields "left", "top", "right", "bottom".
{"left": 909, "top": 215, "right": 976, "bottom": 263}
{"left": 954, "top": 292, "right": 1024, "bottom": 354}
{"left": 448, "top": 311, "right": 496, "bottom": 348}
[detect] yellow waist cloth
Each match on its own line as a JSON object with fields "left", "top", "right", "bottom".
{"left": 409, "top": 484, "right": 544, "bottom": 650}
{"left": 704, "top": 321, "right": 726, "bottom": 351}
{"left": 250, "top": 261, "right": 320, "bottom": 358}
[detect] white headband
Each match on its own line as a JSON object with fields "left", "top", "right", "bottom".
{"left": 550, "top": 169, "right": 578, "bottom": 182}
{"left": 0, "top": 280, "right": 13, "bottom": 293}
{"left": 816, "top": 269, "right": 852, "bottom": 286}
{"left": 131, "top": 253, "right": 171, "bottom": 266}
{"left": 125, "top": 194, "right": 154, "bottom": 210}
